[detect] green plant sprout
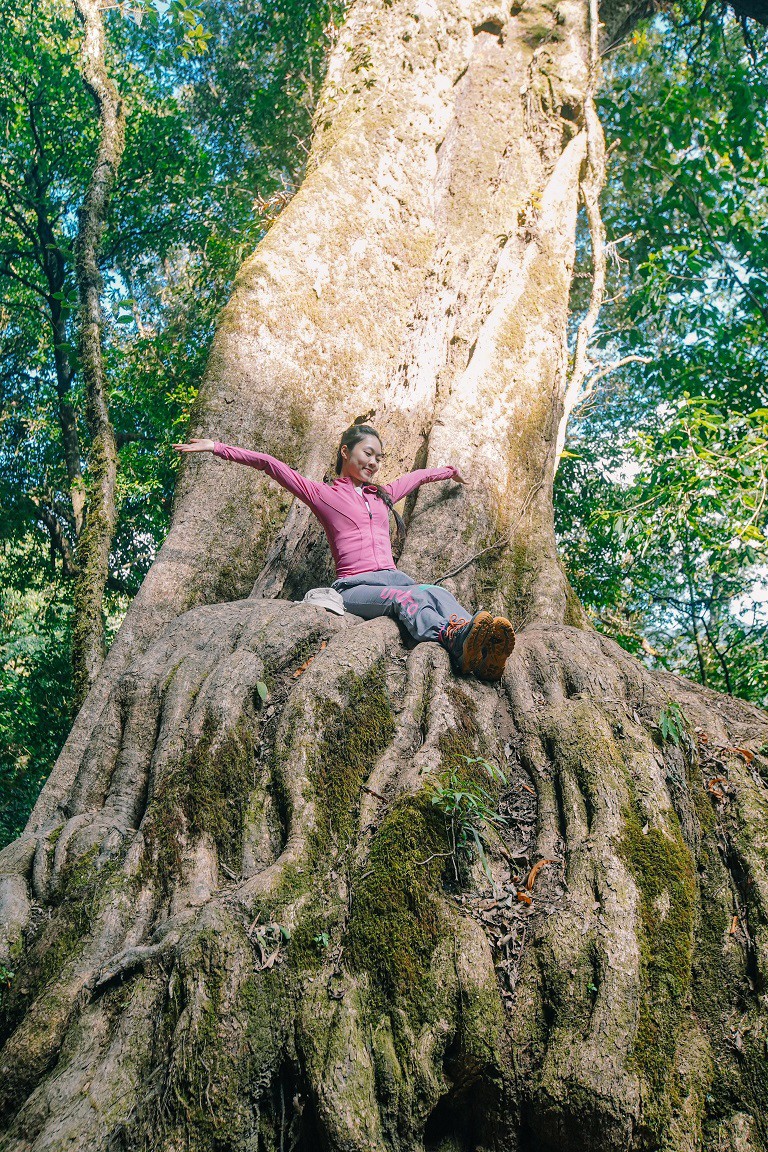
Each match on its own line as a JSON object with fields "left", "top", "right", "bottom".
{"left": 659, "top": 701, "right": 688, "bottom": 748}
{"left": 427, "top": 756, "right": 508, "bottom": 882}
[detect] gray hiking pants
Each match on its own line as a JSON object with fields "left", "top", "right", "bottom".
{"left": 332, "top": 569, "right": 472, "bottom": 644}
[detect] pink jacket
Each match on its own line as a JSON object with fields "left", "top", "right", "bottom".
{"left": 213, "top": 442, "right": 459, "bottom": 578}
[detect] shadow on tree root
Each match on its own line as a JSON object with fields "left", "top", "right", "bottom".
{"left": 1, "top": 599, "right": 768, "bottom": 1152}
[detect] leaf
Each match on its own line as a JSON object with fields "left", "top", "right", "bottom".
{"left": 261, "top": 946, "right": 281, "bottom": 970}
{"left": 526, "top": 858, "right": 555, "bottom": 891}
{"left": 255, "top": 681, "right": 269, "bottom": 703}
{"left": 292, "top": 641, "right": 328, "bottom": 678}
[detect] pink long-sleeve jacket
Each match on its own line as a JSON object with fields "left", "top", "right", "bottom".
{"left": 213, "top": 442, "right": 459, "bottom": 578}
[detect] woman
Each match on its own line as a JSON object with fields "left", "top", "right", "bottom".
{"left": 173, "top": 425, "right": 515, "bottom": 680}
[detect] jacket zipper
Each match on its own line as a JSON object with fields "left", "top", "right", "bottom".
{"left": 363, "top": 493, "right": 376, "bottom": 566}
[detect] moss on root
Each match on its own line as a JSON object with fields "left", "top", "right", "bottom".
{"left": 141, "top": 714, "right": 254, "bottom": 895}
{"left": 142, "top": 922, "right": 321, "bottom": 1152}
{"left": 344, "top": 683, "right": 495, "bottom": 1012}
{"left": 0, "top": 847, "right": 121, "bottom": 1042}
{"left": 247, "top": 664, "right": 396, "bottom": 977}
{"left": 310, "top": 660, "right": 395, "bottom": 843}
{"left": 347, "top": 793, "right": 449, "bottom": 1012}
{"left": 148, "top": 928, "right": 252, "bottom": 1149}
{"left": 691, "top": 775, "right": 768, "bottom": 1148}
{"left": 438, "top": 681, "right": 482, "bottom": 767}
{"left": 620, "top": 802, "right": 696, "bottom": 1139}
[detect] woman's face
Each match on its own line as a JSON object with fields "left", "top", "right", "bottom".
{"left": 341, "top": 435, "right": 383, "bottom": 484}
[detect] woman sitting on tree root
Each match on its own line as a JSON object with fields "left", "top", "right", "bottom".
{"left": 174, "top": 424, "right": 516, "bottom": 680}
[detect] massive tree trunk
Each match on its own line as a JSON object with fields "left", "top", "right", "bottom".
{"left": 2, "top": 2, "right": 767, "bottom": 1150}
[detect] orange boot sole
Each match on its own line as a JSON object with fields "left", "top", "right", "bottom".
{"left": 458, "top": 611, "right": 494, "bottom": 674}
{"left": 476, "top": 617, "right": 516, "bottom": 681}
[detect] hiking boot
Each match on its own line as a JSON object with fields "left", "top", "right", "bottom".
{"left": 475, "top": 616, "right": 516, "bottom": 681}
{"left": 439, "top": 611, "right": 494, "bottom": 674}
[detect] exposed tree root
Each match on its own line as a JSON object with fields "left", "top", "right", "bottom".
{"left": 2, "top": 606, "right": 768, "bottom": 1150}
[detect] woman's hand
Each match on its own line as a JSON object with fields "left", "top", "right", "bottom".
{"left": 452, "top": 466, "right": 468, "bottom": 485}
{"left": 173, "top": 438, "right": 216, "bottom": 454}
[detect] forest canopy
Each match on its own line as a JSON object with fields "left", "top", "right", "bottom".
{"left": 0, "top": 0, "right": 766, "bottom": 848}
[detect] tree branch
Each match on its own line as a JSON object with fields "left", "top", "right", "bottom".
{"left": 71, "top": 0, "right": 126, "bottom": 706}
{"left": 432, "top": 482, "right": 544, "bottom": 584}
{"left": 569, "top": 353, "right": 653, "bottom": 414}
{"left": 28, "top": 498, "right": 77, "bottom": 578}
{"left": 556, "top": 0, "right": 607, "bottom": 465}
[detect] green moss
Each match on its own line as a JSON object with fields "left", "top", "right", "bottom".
{"left": 0, "top": 846, "right": 122, "bottom": 1039}
{"left": 247, "top": 664, "right": 397, "bottom": 977}
{"left": 438, "top": 682, "right": 482, "bottom": 767}
{"left": 619, "top": 801, "right": 696, "bottom": 1137}
{"left": 310, "top": 661, "right": 395, "bottom": 843}
{"left": 691, "top": 783, "right": 768, "bottom": 1144}
{"left": 150, "top": 929, "right": 248, "bottom": 1148}
{"left": 286, "top": 908, "right": 343, "bottom": 973}
{"left": 72, "top": 431, "right": 117, "bottom": 706}
{"left": 479, "top": 539, "right": 538, "bottom": 631}
{"left": 143, "top": 923, "right": 308, "bottom": 1152}
{"left": 416, "top": 663, "right": 433, "bottom": 741}
{"left": 141, "top": 714, "right": 254, "bottom": 895}
{"left": 563, "top": 578, "right": 586, "bottom": 628}
{"left": 244, "top": 667, "right": 396, "bottom": 980}
{"left": 347, "top": 793, "right": 448, "bottom": 1011}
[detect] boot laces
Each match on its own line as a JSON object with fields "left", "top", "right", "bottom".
{"left": 442, "top": 614, "right": 469, "bottom": 642}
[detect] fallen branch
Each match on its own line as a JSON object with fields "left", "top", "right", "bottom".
{"left": 432, "top": 481, "right": 543, "bottom": 584}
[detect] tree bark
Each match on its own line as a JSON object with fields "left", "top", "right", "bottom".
{"left": 70, "top": 0, "right": 125, "bottom": 706}
{"left": 35, "top": 195, "right": 85, "bottom": 538}
{"left": 2, "top": 2, "right": 767, "bottom": 1150}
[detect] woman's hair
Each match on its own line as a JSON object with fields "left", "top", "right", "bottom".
{"left": 335, "top": 424, "right": 406, "bottom": 554}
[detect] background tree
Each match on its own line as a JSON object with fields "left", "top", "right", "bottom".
{"left": 2, "top": 2, "right": 768, "bottom": 1151}
{"left": 557, "top": 5, "right": 768, "bottom": 700}
{"left": 0, "top": 0, "right": 340, "bottom": 842}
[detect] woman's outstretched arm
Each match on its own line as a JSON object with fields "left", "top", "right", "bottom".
{"left": 173, "top": 439, "right": 323, "bottom": 507}
{"left": 384, "top": 464, "right": 467, "bottom": 505}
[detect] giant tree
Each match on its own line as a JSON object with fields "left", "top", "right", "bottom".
{"left": 2, "top": 1, "right": 768, "bottom": 1150}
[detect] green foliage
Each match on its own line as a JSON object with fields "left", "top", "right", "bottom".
{"left": 0, "top": 541, "right": 74, "bottom": 845}
{"left": 557, "top": 4, "right": 768, "bottom": 704}
{"left": 427, "top": 756, "right": 507, "bottom": 881}
{"left": 659, "top": 701, "right": 687, "bottom": 747}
